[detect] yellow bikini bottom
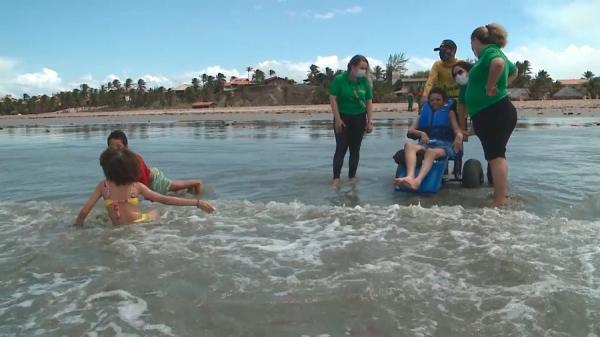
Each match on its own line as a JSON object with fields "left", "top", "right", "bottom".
{"left": 132, "top": 212, "right": 153, "bottom": 223}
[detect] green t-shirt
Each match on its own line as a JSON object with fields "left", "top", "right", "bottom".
{"left": 458, "top": 85, "right": 466, "bottom": 103}
{"left": 329, "top": 71, "right": 373, "bottom": 115}
{"left": 465, "top": 44, "right": 516, "bottom": 117}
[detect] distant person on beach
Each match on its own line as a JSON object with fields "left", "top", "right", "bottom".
{"left": 466, "top": 23, "right": 518, "bottom": 207}
{"left": 107, "top": 130, "right": 202, "bottom": 195}
{"left": 421, "top": 39, "right": 460, "bottom": 105}
{"left": 452, "top": 61, "right": 475, "bottom": 133}
{"left": 75, "top": 148, "right": 215, "bottom": 226}
{"left": 407, "top": 92, "right": 414, "bottom": 112}
{"left": 329, "top": 54, "right": 374, "bottom": 185}
{"left": 394, "top": 87, "right": 464, "bottom": 190}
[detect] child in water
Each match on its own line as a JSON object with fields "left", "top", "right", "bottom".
{"left": 75, "top": 148, "right": 215, "bottom": 226}
{"left": 107, "top": 130, "right": 202, "bottom": 195}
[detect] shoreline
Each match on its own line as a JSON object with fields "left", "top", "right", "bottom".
{"left": 1, "top": 100, "right": 600, "bottom": 127}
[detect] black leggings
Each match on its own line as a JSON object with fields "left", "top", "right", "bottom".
{"left": 472, "top": 96, "right": 517, "bottom": 160}
{"left": 333, "top": 113, "right": 366, "bottom": 179}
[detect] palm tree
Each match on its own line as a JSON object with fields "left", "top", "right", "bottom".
{"left": 253, "top": 69, "right": 265, "bottom": 84}
{"left": 191, "top": 77, "right": 200, "bottom": 91}
{"left": 216, "top": 72, "right": 226, "bottom": 83}
{"left": 325, "top": 67, "right": 335, "bottom": 80}
{"left": 269, "top": 69, "right": 276, "bottom": 78}
{"left": 513, "top": 60, "right": 532, "bottom": 87}
{"left": 112, "top": 79, "right": 121, "bottom": 90}
{"left": 385, "top": 53, "right": 409, "bottom": 84}
{"left": 124, "top": 78, "right": 133, "bottom": 91}
{"left": 582, "top": 71, "right": 595, "bottom": 80}
{"left": 529, "top": 69, "right": 553, "bottom": 99}
{"left": 201, "top": 73, "right": 208, "bottom": 86}
{"left": 137, "top": 78, "right": 146, "bottom": 92}
{"left": 373, "top": 66, "right": 384, "bottom": 81}
{"left": 246, "top": 66, "right": 253, "bottom": 80}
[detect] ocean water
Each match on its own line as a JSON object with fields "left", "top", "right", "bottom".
{"left": 0, "top": 118, "right": 599, "bottom": 336}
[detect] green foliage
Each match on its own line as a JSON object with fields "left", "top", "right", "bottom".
{"left": 528, "top": 70, "right": 553, "bottom": 99}
{"left": 512, "top": 60, "right": 532, "bottom": 88}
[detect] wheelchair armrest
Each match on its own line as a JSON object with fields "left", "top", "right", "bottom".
{"left": 407, "top": 131, "right": 420, "bottom": 140}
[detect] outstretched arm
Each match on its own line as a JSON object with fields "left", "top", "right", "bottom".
{"left": 136, "top": 183, "right": 215, "bottom": 213}
{"left": 75, "top": 183, "right": 103, "bottom": 226}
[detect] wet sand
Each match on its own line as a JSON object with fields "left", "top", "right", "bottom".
{"left": 1, "top": 100, "right": 599, "bottom": 127}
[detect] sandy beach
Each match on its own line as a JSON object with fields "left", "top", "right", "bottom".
{"left": 1, "top": 100, "right": 600, "bottom": 127}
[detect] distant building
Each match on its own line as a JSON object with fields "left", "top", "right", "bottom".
{"left": 553, "top": 86, "right": 585, "bottom": 100}
{"left": 225, "top": 78, "right": 252, "bottom": 88}
{"left": 394, "top": 77, "right": 428, "bottom": 95}
{"left": 558, "top": 79, "right": 587, "bottom": 87}
{"left": 173, "top": 84, "right": 192, "bottom": 93}
{"left": 509, "top": 88, "right": 530, "bottom": 101}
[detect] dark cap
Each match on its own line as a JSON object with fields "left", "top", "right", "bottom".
{"left": 434, "top": 39, "right": 457, "bottom": 51}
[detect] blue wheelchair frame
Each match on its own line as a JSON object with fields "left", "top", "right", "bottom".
{"left": 394, "top": 133, "right": 463, "bottom": 193}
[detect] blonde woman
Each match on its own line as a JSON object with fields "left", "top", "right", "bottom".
{"left": 465, "top": 23, "right": 519, "bottom": 207}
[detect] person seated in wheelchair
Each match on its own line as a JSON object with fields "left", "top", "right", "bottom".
{"left": 394, "top": 87, "right": 465, "bottom": 190}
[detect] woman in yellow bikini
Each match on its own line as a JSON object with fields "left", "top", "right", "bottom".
{"left": 75, "top": 148, "right": 215, "bottom": 226}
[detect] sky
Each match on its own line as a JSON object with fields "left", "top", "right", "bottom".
{"left": 1, "top": 0, "right": 599, "bottom": 96}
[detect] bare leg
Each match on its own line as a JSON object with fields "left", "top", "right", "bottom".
{"left": 489, "top": 157, "right": 509, "bottom": 207}
{"left": 169, "top": 179, "right": 202, "bottom": 194}
{"left": 404, "top": 148, "right": 445, "bottom": 190}
{"left": 394, "top": 143, "right": 424, "bottom": 185}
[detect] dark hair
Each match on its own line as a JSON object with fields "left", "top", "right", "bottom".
{"left": 99, "top": 148, "right": 140, "bottom": 185}
{"left": 452, "top": 61, "right": 474, "bottom": 77}
{"left": 428, "top": 87, "right": 447, "bottom": 101}
{"left": 347, "top": 54, "right": 369, "bottom": 72}
{"left": 107, "top": 130, "right": 128, "bottom": 147}
{"left": 471, "top": 23, "right": 508, "bottom": 48}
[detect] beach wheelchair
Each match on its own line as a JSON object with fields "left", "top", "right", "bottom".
{"left": 393, "top": 132, "right": 484, "bottom": 193}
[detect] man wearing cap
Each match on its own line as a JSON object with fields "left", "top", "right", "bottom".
{"left": 420, "top": 39, "right": 460, "bottom": 104}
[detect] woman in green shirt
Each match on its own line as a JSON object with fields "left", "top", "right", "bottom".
{"left": 329, "top": 55, "right": 374, "bottom": 185}
{"left": 466, "top": 23, "right": 519, "bottom": 207}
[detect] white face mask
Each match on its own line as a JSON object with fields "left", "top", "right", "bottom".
{"left": 455, "top": 73, "right": 469, "bottom": 86}
{"left": 355, "top": 69, "right": 367, "bottom": 78}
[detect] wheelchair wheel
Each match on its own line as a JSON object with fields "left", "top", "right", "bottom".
{"left": 462, "top": 159, "right": 484, "bottom": 188}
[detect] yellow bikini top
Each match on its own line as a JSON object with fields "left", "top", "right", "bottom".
{"left": 102, "top": 181, "right": 140, "bottom": 209}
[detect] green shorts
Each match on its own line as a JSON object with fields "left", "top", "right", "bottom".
{"left": 150, "top": 168, "right": 172, "bottom": 195}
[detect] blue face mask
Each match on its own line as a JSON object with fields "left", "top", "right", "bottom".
{"left": 439, "top": 49, "right": 453, "bottom": 62}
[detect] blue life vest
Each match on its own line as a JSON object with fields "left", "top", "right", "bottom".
{"left": 417, "top": 99, "right": 455, "bottom": 142}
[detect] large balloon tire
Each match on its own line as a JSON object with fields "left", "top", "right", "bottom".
{"left": 462, "top": 159, "right": 484, "bottom": 188}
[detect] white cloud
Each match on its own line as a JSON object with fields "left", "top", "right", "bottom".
{"left": 104, "top": 74, "right": 121, "bottom": 82}
{"left": 506, "top": 44, "right": 600, "bottom": 79}
{"left": 406, "top": 57, "right": 437, "bottom": 73}
{"left": 14, "top": 68, "right": 63, "bottom": 94}
{"left": 252, "top": 55, "right": 384, "bottom": 81}
{"left": 529, "top": 0, "right": 600, "bottom": 43}
{"left": 344, "top": 6, "right": 363, "bottom": 14}
{"left": 314, "top": 12, "right": 335, "bottom": 20}
{"left": 313, "top": 6, "right": 363, "bottom": 20}
{"left": 141, "top": 74, "right": 173, "bottom": 88}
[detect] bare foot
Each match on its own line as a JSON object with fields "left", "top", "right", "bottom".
{"left": 348, "top": 177, "right": 358, "bottom": 184}
{"left": 402, "top": 177, "right": 422, "bottom": 190}
{"left": 331, "top": 178, "right": 341, "bottom": 187}
{"left": 490, "top": 198, "right": 508, "bottom": 208}
{"left": 393, "top": 177, "right": 406, "bottom": 185}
